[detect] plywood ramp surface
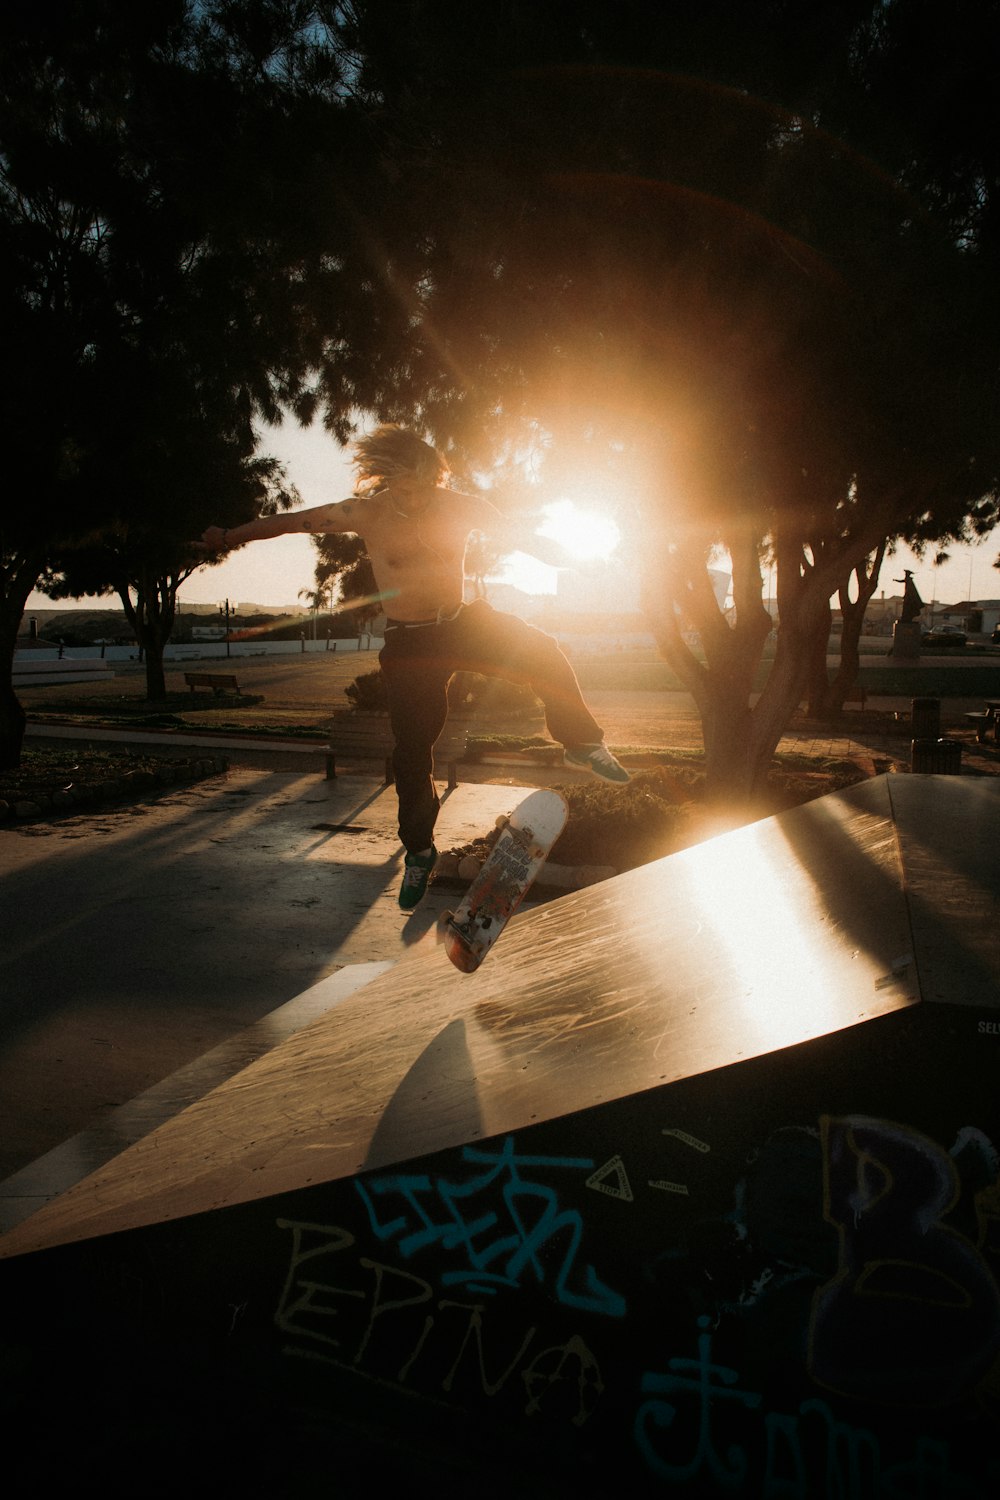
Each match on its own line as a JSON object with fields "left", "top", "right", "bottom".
{"left": 1, "top": 777, "right": 939, "bottom": 1259}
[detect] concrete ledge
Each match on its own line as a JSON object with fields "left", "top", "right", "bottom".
{"left": 14, "top": 657, "right": 115, "bottom": 687}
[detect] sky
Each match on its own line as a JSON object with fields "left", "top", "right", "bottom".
{"left": 26, "top": 418, "right": 1000, "bottom": 614}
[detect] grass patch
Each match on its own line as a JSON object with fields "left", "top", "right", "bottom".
{"left": 24, "top": 692, "right": 330, "bottom": 740}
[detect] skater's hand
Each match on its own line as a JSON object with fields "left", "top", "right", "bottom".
{"left": 199, "top": 525, "right": 231, "bottom": 554}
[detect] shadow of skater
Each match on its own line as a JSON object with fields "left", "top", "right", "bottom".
{"left": 362, "top": 1018, "right": 483, "bottom": 1169}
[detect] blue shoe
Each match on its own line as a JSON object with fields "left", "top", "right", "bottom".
{"left": 563, "top": 743, "right": 631, "bottom": 784}
{"left": 399, "top": 846, "right": 437, "bottom": 910}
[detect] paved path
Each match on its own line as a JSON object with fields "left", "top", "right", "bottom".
{"left": 0, "top": 762, "right": 532, "bottom": 1183}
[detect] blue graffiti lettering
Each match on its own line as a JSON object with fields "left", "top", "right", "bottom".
{"left": 356, "top": 1136, "right": 626, "bottom": 1317}
{"left": 637, "top": 1323, "right": 993, "bottom": 1497}
{"left": 635, "top": 1316, "right": 762, "bottom": 1488}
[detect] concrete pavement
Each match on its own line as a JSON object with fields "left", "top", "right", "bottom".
{"left": 0, "top": 757, "right": 535, "bottom": 1196}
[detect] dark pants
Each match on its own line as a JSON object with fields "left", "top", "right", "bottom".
{"left": 379, "top": 600, "right": 602, "bottom": 853}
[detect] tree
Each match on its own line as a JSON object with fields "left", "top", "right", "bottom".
{"left": 44, "top": 365, "right": 297, "bottom": 698}
{"left": 311, "top": 531, "right": 383, "bottom": 632}
{"left": 0, "top": 0, "right": 387, "bottom": 762}
{"left": 315, "top": 0, "right": 1000, "bottom": 803}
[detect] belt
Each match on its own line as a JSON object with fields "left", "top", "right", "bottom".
{"left": 384, "top": 617, "right": 439, "bottom": 632}
{"left": 384, "top": 605, "right": 463, "bottom": 631}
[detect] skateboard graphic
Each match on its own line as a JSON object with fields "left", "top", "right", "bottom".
{"left": 442, "top": 789, "right": 568, "bottom": 974}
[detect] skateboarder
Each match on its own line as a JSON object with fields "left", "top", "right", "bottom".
{"left": 199, "top": 425, "right": 629, "bottom": 909}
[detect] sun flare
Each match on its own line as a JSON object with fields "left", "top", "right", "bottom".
{"left": 536, "top": 499, "right": 621, "bottom": 563}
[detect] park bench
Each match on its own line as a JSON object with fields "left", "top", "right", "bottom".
{"left": 323, "top": 719, "right": 566, "bottom": 789}
{"left": 445, "top": 738, "right": 564, "bottom": 790}
{"left": 964, "top": 700, "right": 1000, "bottom": 743}
{"left": 324, "top": 718, "right": 480, "bottom": 785}
{"left": 325, "top": 715, "right": 394, "bottom": 783}
{"left": 184, "top": 671, "right": 240, "bottom": 697}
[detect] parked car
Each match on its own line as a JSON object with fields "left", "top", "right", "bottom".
{"left": 922, "top": 625, "right": 967, "bottom": 648}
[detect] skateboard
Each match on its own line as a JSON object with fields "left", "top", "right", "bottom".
{"left": 442, "top": 789, "right": 568, "bottom": 974}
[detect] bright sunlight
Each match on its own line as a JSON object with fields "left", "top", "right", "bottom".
{"left": 535, "top": 499, "right": 621, "bottom": 562}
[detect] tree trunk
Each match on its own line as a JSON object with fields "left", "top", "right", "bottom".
{"left": 642, "top": 524, "right": 775, "bottom": 807}
{"left": 828, "top": 543, "right": 887, "bottom": 713}
{"left": 803, "top": 597, "right": 834, "bottom": 717}
{"left": 0, "top": 550, "right": 43, "bottom": 770}
{"left": 802, "top": 542, "right": 887, "bottom": 717}
{"left": 0, "top": 661, "right": 27, "bottom": 772}
{"left": 141, "top": 636, "right": 168, "bottom": 700}
{"left": 118, "top": 568, "right": 179, "bottom": 702}
{"left": 639, "top": 504, "right": 892, "bottom": 808}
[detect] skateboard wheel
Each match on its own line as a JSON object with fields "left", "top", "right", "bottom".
{"left": 495, "top": 814, "right": 510, "bottom": 830}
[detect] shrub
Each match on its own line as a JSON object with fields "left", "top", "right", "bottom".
{"left": 344, "top": 669, "right": 389, "bottom": 712}
{"left": 448, "top": 672, "right": 541, "bottom": 716}
{"left": 550, "top": 769, "right": 697, "bottom": 871}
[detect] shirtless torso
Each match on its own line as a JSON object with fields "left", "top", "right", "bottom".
{"left": 200, "top": 476, "right": 511, "bottom": 622}
{"left": 334, "top": 485, "right": 482, "bottom": 620}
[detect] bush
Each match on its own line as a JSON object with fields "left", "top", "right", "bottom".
{"left": 344, "top": 669, "right": 389, "bottom": 712}
{"left": 550, "top": 769, "right": 698, "bottom": 870}
{"left": 448, "top": 672, "right": 541, "bottom": 716}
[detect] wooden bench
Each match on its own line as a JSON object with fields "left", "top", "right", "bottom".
{"left": 325, "top": 716, "right": 394, "bottom": 783}
{"left": 446, "top": 741, "right": 564, "bottom": 790}
{"left": 184, "top": 671, "right": 240, "bottom": 697}
{"left": 965, "top": 708, "right": 999, "bottom": 743}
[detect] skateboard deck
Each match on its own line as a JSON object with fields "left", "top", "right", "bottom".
{"left": 443, "top": 789, "right": 568, "bottom": 973}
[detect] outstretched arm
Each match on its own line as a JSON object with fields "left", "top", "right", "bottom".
{"left": 473, "top": 495, "right": 572, "bottom": 570}
{"left": 199, "top": 497, "right": 363, "bottom": 555}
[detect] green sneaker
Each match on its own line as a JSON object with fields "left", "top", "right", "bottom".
{"left": 563, "top": 743, "right": 631, "bottom": 784}
{"left": 399, "top": 846, "right": 437, "bottom": 910}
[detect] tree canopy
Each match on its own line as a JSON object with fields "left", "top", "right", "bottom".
{"left": 307, "top": 0, "right": 1000, "bottom": 799}
{"left": 4, "top": 0, "right": 997, "bottom": 796}
{"left": 0, "top": 0, "right": 376, "bottom": 758}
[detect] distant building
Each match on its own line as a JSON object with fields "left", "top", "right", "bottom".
{"left": 939, "top": 600, "right": 1000, "bottom": 634}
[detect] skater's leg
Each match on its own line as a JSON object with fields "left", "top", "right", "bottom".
{"left": 440, "top": 602, "right": 630, "bottom": 783}
{"left": 441, "top": 602, "right": 628, "bottom": 768}
{"left": 380, "top": 626, "right": 452, "bottom": 859}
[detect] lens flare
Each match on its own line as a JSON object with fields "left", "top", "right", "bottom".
{"left": 537, "top": 500, "right": 620, "bottom": 562}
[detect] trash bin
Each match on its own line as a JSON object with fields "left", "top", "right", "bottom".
{"left": 911, "top": 697, "right": 941, "bottom": 739}
{"left": 911, "top": 737, "right": 963, "bottom": 774}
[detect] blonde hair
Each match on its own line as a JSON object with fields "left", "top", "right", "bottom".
{"left": 352, "top": 425, "right": 450, "bottom": 493}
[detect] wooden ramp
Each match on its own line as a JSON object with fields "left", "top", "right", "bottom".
{"left": 3, "top": 776, "right": 999, "bottom": 1497}
{"left": 0, "top": 775, "right": 929, "bottom": 1260}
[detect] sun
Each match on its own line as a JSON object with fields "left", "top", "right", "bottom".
{"left": 535, "top": 499, "right": 621, "bottom": 562}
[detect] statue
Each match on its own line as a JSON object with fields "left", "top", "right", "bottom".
{"left": 895, "top": 570, "right": 924, "bottom": 624}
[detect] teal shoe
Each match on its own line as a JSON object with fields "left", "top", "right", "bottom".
{"left": 563, "top": 743, "right": 631, "bottom": 784}
{"left": 399, "top": 846, "right": 437, "bottom": 910}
